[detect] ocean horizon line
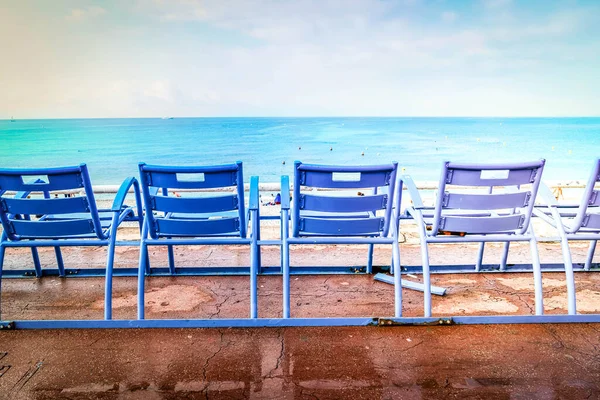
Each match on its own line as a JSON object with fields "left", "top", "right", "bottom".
{"left": 3, "top": 115, "right": 600, "bottom": 121}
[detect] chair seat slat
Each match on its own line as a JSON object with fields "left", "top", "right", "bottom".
{"left": 145, "top": 170, "right": 237, "bottom": 189}
{"left": 0, "top": 169, "right": 84, "bottom": 192}
{"left": 300, "top": 193, "right": 387, "bottom": 213}
{"left": 301, "top": 210, "right": 372, "bottom": 219}
{"left": 443, "top": 191, "right": 530, "bottom": 210}
{"left": 43, "top": 211, "right": 121, "bottom": 221}
{"left": 2, "top": 196, "right": 89, "bottom": 216}
{"left": 447, "top": 168, "right": 539, "bottom": 187}
{"left": 152, "top": 194, "right": 238, "bottom": 213}
{"left": 582, "top": 213, "right": 600, "bottom": 229}
{"left": 438, "top": 214, "right": 524, "bottom": 234}
{"left": 589, "top": 191, "right": 600, "bottom": 206}
{"left": 10, "top": 219, "right": 95, "bottom": 238}
{"left": 298, "top": 217, "right": 384, "bottom": 236}
{"left": 155, "top": 217, "right": 240, "bottom": 236}
{"left": 300, "top": 170, "right": 392, "bottom": 189}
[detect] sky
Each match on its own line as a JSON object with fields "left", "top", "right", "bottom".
{"left": 1, "top": 0, "right": 600, "bottom": 118}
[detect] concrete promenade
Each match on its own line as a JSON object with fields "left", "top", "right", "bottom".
{"left": 1, "top": 237, "right": 599, "bottom": 398}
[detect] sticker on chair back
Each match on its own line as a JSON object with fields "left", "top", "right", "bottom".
{"left": 21, "top": 175, "right": 49, "bottom": 184}
{"left": 332, "top": 172, "right": 361, "bottom": 182}
{"left": 176, "top": 173, "right": 205, "bottom": 182}
{"left": 480, "top": 170, "right": 509, "bottom": 180}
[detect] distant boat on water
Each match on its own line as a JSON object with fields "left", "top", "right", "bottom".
{"left": 161, "top": 116, "right": 174, "bottom": 120}
{"left": 10, "top": 116, "right": 15, "bottom": 122}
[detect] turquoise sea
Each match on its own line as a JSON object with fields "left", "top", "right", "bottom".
{"left": 0, "top": 117, "right": 598, "bottom": 184}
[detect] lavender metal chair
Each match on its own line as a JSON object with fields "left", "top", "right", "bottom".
{"left": 281, "top": 161, "right": 401, "bottom": 319}
{"left": 402, "top": 160, "right": 546, "bottom": 317}
{"left": 0, "top": 164, "right": 143, "bottom": 321}
{"left": 137, "top": 162, "right": 261, "bottom": 320}
{"left": 533, "top": 158, "right": 600, "bottom": 315}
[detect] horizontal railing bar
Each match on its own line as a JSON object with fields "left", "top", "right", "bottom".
{"left": 3, "top": 314, "right": 600, "bottom": 330}
{"left": 399, "top": 263, "right": 598, "bottom": 273}
{"left": 3, "top": 263, "right": 597, "bottom": 279}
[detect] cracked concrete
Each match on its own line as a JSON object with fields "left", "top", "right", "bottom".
{"left": 1, "top": 320, "right": 600, "bottom": 399}
{"left": 1, "top": 236, "right": 600, "bottom": 398}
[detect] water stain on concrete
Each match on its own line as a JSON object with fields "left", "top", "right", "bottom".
{"left": 496, "top": 277, "right": 565, "bottom": 291}
{"left": 545, "top": 289, "right": 600, "bottom": 312}
{"left": 93, "top": 284, "right": 214, "bottom": 312}
{"left": 433, "top": 293, "right": 519, "bottom": 314}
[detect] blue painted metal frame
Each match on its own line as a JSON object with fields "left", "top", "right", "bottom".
{"left": 2, "top": 160, "right": 600, "bottom": 329}
{"left": 531, "top": 159, "right": 600, "bottom": 315}
{"left": 136, "top": 162, "right": 261, "bottom": 320}
{"left": 0, "top": 164, "right": 143, "bottom": 322}
{"left": 282, "top": 161, "right": 401, "bottom": 319}
{"left": 2, "top": 314, "right": 600, "bottom": 330}
{"left": 398, "top": 160, "right": 547, "bottom": 318}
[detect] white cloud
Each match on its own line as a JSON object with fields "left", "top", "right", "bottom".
{"left": 65, "top": 6, "right": 106, "bottom": 22}
{"left": 3, "top": 0, "right": 600, "bottom": 118}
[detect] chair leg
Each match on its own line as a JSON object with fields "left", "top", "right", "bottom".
{"left": 54, "top": 246, "right": 65, "bottom": 277}
{"left": 389, "top": 219, "right": 403, "bottom": 275}
{"left": 104, "top": 243, "right": 116, "bottom": 320}
{"left": 250, "top": 210, "right": 259, "bottom": 319}
{"left": 410, "top": 210, "right": 432, "bottom": 317}
{"left": 140, "top": 217, "right": 151, "bottom": 275}
{"left": 104, "top": 213, "right": 119, "bottom": 320}
{"left": 585, "top": 240, "right": 597, "bottom": 271}
{"left": 144, "top": 245, "right": 151, "bottom": 275}
{"left": 256, "top": 207, "right": 262, "bottom": 273}
{"left": 279, "top": 217, "right": 284, "bottom": 275}
{"left": 558, "top": 237, "right": 577, "bottom": 315}
{"left": 137, "top": 216, "right": 150, "bottom": 320}
{"left": 137, "top": 241, "right": 148, "bottom": 320}
{"left": 31, "top": 246, "right": 42, "bottom": 278}
{"left": 367, "top": 244, "right": 374, "bottom": 274}
{"left": 167, "top": 240, "right": 175, "bottom": 275}
{"left": 475, "top": 242, "right": 485, "bottom": 272}
{"left": 528, "top": 228, "right": 544, "bottom": 316}
{"left": 392, "top": 232, "right": 402, "bottom": 318}
{"left": 500, "top": 242, "right": 510, "bottom": 272}
{"left": 0, "top": 243, "right": 5, "bottom": 321}
{"left": 420, "top": 240, "right": 432, "bottom": 318}
{"left": 282, "top": 209, "right": 291, "bottom": 319}
{"left": 550, "top": 207, "right": 576, "bottom": 314}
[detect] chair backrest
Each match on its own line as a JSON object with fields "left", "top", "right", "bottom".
{"left": 0, "top": 164, "right": 104, "bottom": 240}
{"left": 292, "top": 161, "right": 398, "bottom": 237}
{"left": 431, "top": 160, "right": 545, "bottom": 235}
{"left": 138, "top": 162, "right": 246, "bottom": 239}
{"left": 570, "top": 159, "right": 600, "bottom": 232}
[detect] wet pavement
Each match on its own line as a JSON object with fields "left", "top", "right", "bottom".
{"left": 1, "top": 239, "right": 600, "bottom": 398}
{"left": 1, "top": 324, "right": 599, "bottom": 399}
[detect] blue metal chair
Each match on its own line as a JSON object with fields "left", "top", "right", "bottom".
{"left": 402, "top": 160, "right": 546, "bottom": 317}
{"left": 534, "top": 158, "right": 600, "bottom": 315}
{"left": 281, "top": 161, "right": 400, "bottom": 319}
{"left": 0, "top": 164, "right": 142, "bottom": 321}
{"left": 137, "top": 162, "right": 260, "bottom": 320}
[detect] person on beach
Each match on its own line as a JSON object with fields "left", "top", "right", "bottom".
{"left": 263, "top": 193, "right": 281, "bottom": 206}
